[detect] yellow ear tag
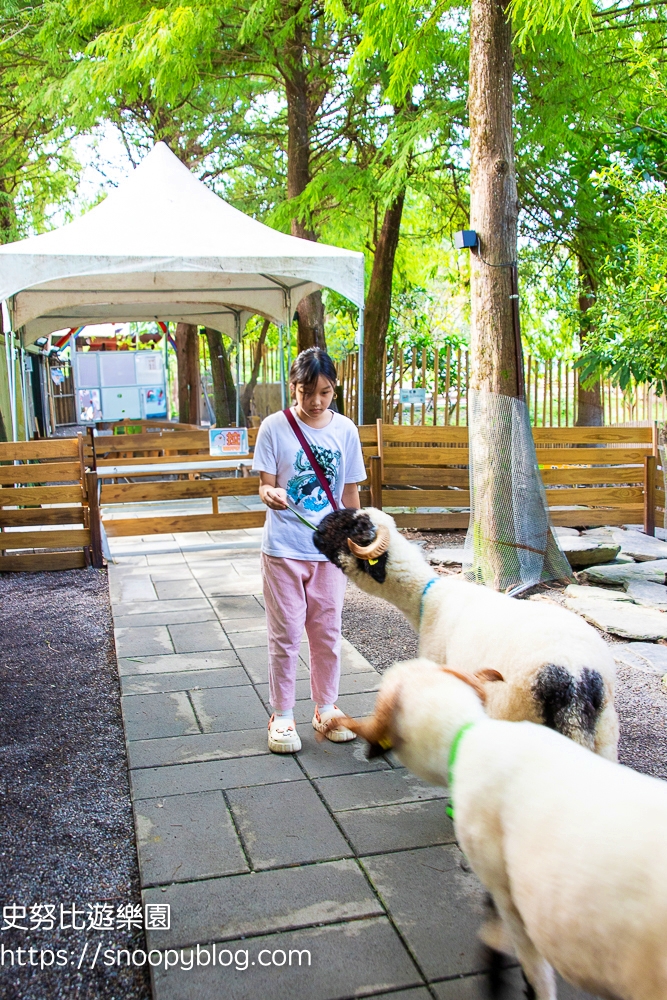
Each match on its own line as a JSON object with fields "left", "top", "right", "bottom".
{"left": 378, "top": 737, "right": 392, "bottom": 750}
{"left": 368, "top": 557, "right": 379, "bottom": 566}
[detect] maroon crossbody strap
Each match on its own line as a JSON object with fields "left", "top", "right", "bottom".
{"left": 283, "top": 408, "right": 338, "bottom": 511}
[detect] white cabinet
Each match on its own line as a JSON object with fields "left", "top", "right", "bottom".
{"left": 101, "top": 386, "right": 142, "bottom": 420}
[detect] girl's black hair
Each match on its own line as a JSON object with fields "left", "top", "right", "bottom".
{"left": 289, "top": 347, "right": 337, "bottom": 392}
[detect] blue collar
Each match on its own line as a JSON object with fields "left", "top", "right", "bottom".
{"left": 420, "top": 577, "right": 439, "bottom": 621}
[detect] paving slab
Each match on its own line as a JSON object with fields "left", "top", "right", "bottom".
{"left": 210, "top": 595, "right": 265, "bottom": 619}
{"left": 142, "top": 858, "right": 382, "bottom": 948}
{"left": 147, "top": 564, "right": 195, "bottom": 582}
{"left": 150, "top": 917, "right": 422, "bottom": 1000}
{"left": 335, "top": 799, "right": 455, "bottom": 855}
{"left": 168, "top": 620, "right": 232, "bottom": 653}
{"left": 123, "top": 691, "right": 201, "bottom": 740}
{"left": 255, "top": 669, "right": 380, "bottom": 704}
{"left": 108, "top": 566, "right": 158, "bottom": 603}
{"left": 201, "top": 578, "right": 264, "bottom": 597}
{"left": 316, "top": 769, "right": 446, "bottom": 812}
{"left": 121, "top": 666, "right": 249, "bottom": 696}
{"left": 563, "top": 584, "right": 633, "bottom": 603}
{"left": 226, "top": 780, "right": 351, "bottom": 868}
{"left": 118, "top": 650, "right": 240, "bottom": 676}
{"left": 154, "top": 579, "right": 206, "bottom": 600}
{"left": 361, "top": 845, "right": 488, "bottom": 980}
{"left": 431, "top": 971, "right": 524, "bottom": 999}
{"left": 294, "top": 691, "right": 380, "bottom": 726}
{"left": 564, "top": 596, "right": 667, "bottom": 640}
{"left": 131, "top": 753, "right": 303, "bottom": 799}
{"left": 112, "top": 598, "right": 210, "bottom": 619}
{"left": 114, "top": 607, "right": 218, "bottom": 629}
{"left": 114, "top": 625, "right": 174, "bottom": 658}
{"left": 127, "top": 729, "right": 270, "bottom": 769}
{"left": 135, "top": 790, "right": 248, "bottom": 885}
{"left": 341, "top": 636, "right": 373, "bottom": 673}
{"left": 235, "top": 644, "right": 310, "bottom": 684}
{"left": 190, "top": 684, "right": 269, "bottom": 733}
{"left": 227, "top": 626, "right": 269, "bottom": 648}
{"left": 296, "top": 727, "right": 392, "bottom": 779}
{"left": 222, "top": 617, "right": 271, "bottom": 633}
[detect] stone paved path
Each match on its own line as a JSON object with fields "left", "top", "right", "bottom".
{"left": 107, "top": 528, "right": 592, "bottom": 1000}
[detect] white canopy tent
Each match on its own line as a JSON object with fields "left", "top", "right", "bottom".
{"left": 0, "top": 142, "right": 365, "bottom": 438}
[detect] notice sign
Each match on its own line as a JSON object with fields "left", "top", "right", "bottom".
{"left": 399, "top": 388, "right": 426, "bottom": 406}
{"left": 210, "top": 427, "right": 249, "bottom": 456}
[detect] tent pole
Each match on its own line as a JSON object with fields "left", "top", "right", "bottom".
{"left": 19, "top": 342, "right": 29, "bottom": 440}
{"left": 279, "top": 325, "right": 286, "bottom": 409}
{"left": 235, "top": 313, "right": 241, "bottom": 427}
{"left": 357, "top": 306, "right": 365, "bottom": 426}
{"left": 163, "top": 322, "right": 170, "bottom": 420}
{"left": 7, "top": 328, "right": 17, "bottom": 442}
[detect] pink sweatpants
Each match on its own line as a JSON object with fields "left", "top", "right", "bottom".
{"left": 261, "top": 553, "right": 348, "bottom": 711}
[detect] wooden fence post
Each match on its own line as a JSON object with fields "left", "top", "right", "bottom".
{"left": 86, "top": 471, "right": 105, "bottom": 568}
{"left": 644, "top": 455, "right": 656, "bottom": 537}
{"left": 369, "top": 455, "right": 383, "bottom": 510}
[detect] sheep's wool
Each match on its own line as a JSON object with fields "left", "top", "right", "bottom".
{"left": 463, "top": 389, "right": 571, "bottom": 593}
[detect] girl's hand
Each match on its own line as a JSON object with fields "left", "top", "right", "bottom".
{"left": 260, "top": 484, "right": 289, "bottom": 510}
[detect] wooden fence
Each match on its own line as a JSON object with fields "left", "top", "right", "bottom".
{"left": 0, "top": 436, "right": 95, "bottom": 571}
{"left": 338, "top": 348, "right": 667, "bottom": 428}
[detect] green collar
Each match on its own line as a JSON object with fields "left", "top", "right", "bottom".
{"left": 445, "top": 721, "right": 475, "bottom": 820}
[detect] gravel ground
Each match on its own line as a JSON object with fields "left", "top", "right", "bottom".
{"left": 0, "top": 569, "right": 150, "bottom": 1000}
{"left": 342, "top": 529, "right": 667, "bottom": 782}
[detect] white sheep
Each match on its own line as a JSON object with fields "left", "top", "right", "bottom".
{"left": 329, "top": 657, "right": 667, "bottom": 1000}
{"left": 313, "top": 507, "right": 618, "bottom": 759}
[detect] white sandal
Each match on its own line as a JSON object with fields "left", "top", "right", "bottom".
{"left": 268, "top": 714, "right": 301, "bottom": 754}
{"left": 312, "top": 705, "right": 356, "bottom": 743}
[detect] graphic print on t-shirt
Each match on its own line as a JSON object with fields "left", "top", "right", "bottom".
{"left": 286, "top": 446, "right": 341, "bottom": 512}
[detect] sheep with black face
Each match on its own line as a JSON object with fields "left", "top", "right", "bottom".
{"left": 313, "top": 507, "right": 618, "bottom": 759}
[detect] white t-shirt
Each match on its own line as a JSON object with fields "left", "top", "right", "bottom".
{"left": 252, "top": 408, "right": 367, "bottom": 560}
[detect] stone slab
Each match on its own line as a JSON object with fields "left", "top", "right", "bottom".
{"left": 142, "top": 858, "right": 382, "bottom": 948}
{"left": 625, "top": 580, "right": 667, "bottom": 610}
{"left": 210, "top": 595, "right": 266, "bottom": 619}
{"left": 122, "top": 691, "right": 200, "bottom": 740}
{"left": 220, "top": 617, "right": 268, "bottom": 634}
{"left": 255, "top": 669, "right": 380, "bottom": 704}
{"left": 190, "top": 684, "right": 268, "bottom": 733}
{"left": 428, "top": 548, "right": 465, "bottom": 566}
{"left": 316, "top": 770, "right": 446, "bottom": 812}
{"left": 127, "top": 730, "right": 270, "bottom": 769}
{"left": 564, "top": 597, "right": 667, "bottom": 640}
{"left": 563, "top": 584, "right": 633, "bottom": 603}
{"left": 361, "top": 845, "right": 488, "bottom": 980}
{"left": 227, "top": 627, "right": 269, "bottom": 648}
{"left": 559, "top": 537, "right": 620, "bottom": 568}
{"left": 168, "top": 621, "right": 232, "bottom": 653}
{"left": 135, "top": 790, "right": 248, "bottom": 886}
{"left": 114, "top": 625, "right": 174, "bottom": 658}
{"left": 154, "top": 579, "right": 206, "bottom": 601}
{"left": 614, "top": 642, "right": 667, "bottom": 675}
{"left": 120, "top": 667, "right": 249, "bottom": 696}
{"left": 200, "top": 578, "right": 263, "bottom": 597}
{"left": 553, "top": 526, "right": 580, "bottom": 537}
{"left": 296, "top": 727, "right": 391, "bottom": 780}
{"left": 341, "top": 636, "right": 373, "bottom": 673}
{"left": 226, "top": 780, "right": 351, "bottom": 869}
{"left": 114, "top": 608, "right": 217, "bottom": 629}
{"left": 112, "top": 598, "right": 210, "bottom": 619}
{"left": 431, "top": 971, "right": 524, "bottom": 999}
{"left": 131, "top": 753, "right": 303, "bottom": 799}
{"left": 108, "top": 568, "right": 158, "bottom": 604}
{"left": 150, "top": 917, "right": 422, "bottom": 1000}
{"left": 581, "top": 559, "right": 667, "bottom": 585}
{"left": 335, "top": 799, "right": 455, "bottom": 855}
{"left": 118, "top": 651, "right": 240, "bottom": 677}
{"left": 586, "top": 527, "right": 667, "bottom": 562}
{"left": 147, "top": 564, "right": 195, "bottom": 582}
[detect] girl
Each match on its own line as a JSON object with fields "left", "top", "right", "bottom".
{"left": 252, "top": 347, "right": 367, "bottom": 753}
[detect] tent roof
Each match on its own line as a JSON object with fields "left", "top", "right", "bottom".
{"left": 0, "top": 142, "right": 364, "bottom": 346}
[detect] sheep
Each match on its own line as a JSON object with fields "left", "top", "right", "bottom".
{"left": 328, "top": 657, "right": 667, "bottom": 1000}
{"left": 313, "top": 507, "right": 618, "bottom": 760}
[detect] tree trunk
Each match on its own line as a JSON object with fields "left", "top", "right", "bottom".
{"left": 284, "top": 20, "right": 326, "bottom": 354}
{"left": 576, "top": 256, "right": 603, "bottom": 426}
{"left": 469, "top": 0, "right": 520, "bottom": 398}
{"left": 205, "top": 327, "right": 237, "bottom": 426}
{"left": 175, "top": 322, "right": 201, "bottom": 425}
{"left": 240, "top": 320, "right": 270, "bottom": 421}
{"left": 363, "top": 192, "right": 405, "bottom": 423}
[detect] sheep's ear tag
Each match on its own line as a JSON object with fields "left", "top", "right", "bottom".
{"left": 378, "top": 736, "right": 392, "bottom": 750}
{"left": 368, "top": 557, "right": 379, "bottom": 565}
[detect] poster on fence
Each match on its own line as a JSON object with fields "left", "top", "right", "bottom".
{"left": 209, "top": 427, "right": 249, "bottom": 456}
{"left": 399, "top": 388, "right": 426, "bottom": 406}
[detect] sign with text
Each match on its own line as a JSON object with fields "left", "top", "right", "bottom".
{"left": 209, "top": 427, "right": 249, "bottom": 456}
{"left": 399, "top": 388, "right": 426, "bottom": 406}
